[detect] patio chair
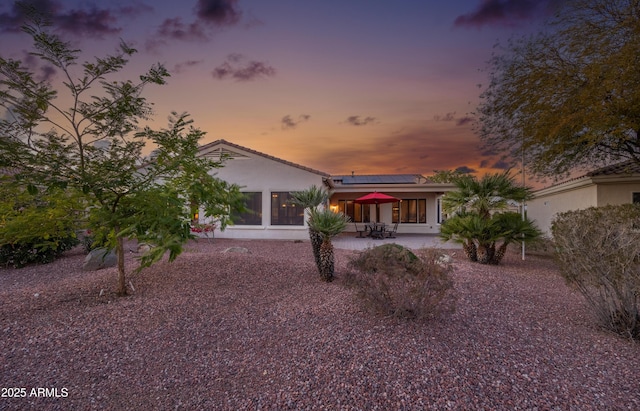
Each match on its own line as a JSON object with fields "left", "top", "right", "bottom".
{"left": 354, "top": 223, "right": 367, "bottom": 238}
{"left": 385, "top": 222, "right": 398, "bottom": 238}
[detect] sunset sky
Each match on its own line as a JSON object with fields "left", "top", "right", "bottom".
{"left": 0, "top": 0, "right": 563, "bottom": 182}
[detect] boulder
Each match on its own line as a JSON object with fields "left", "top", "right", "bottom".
{"left": 83, "top": 248, "right": 117, "bottom": 271}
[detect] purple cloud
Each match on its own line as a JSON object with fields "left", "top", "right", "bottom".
{"left": 456, "top": 116, "right": 473, "bottom": 126}
{"left": 454, "top": 0, "right": 561, "bottom": 28}
{"left": 492, "top": 159, "right": 513, "bottom": 170}
{"left": 281, "top": 114, "right": 311, "bottom": 130}
{"left": 433, "top": 112, "right": 473, "bottom": 126}
{"left": 212, "top": 54, "right": 276, "bottom": 81}
{"left": 455, "top": 166, "right": 477, "bottom": 174}
{"left": 195, "top": 0, "right": 241, "bottom": 26}
{"left": 22, "top": 51, "right": 56, "bottom": 82}
{"left": 172, "top": 59, "right": 204, "bottom": 74}
{"left": 0, "top": 0, "right": 147, "bottom": 37}
{"left": 433, "top": 112, "right": 456, "bottom": 122}
{"left": 156, "top": 17, "right": 208, "bottom": 41}
{"left": 346, "top": 116, "right": 377, "bottom": 126}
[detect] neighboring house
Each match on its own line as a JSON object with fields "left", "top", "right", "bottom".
{"left": 527, "top": 161, "right": 640, "bottom": 236}
{"left": 194, "top": 140, "right": 456, "bottom": 239}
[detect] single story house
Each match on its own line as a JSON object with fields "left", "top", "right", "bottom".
{"left": 195, "top": 140, "right": 456, "bottom": 240}
{"left": 527, "top": 161, "right": 640, "bottom": 236}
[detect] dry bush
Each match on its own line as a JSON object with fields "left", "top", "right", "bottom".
{"left": 344, "top": 244, "right": 455, "bottom": 320}
{"left": 552, "top": 204, "right": 640, "bottom": 340}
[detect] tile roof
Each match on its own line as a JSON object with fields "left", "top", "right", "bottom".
{"left": 586, "top": 160, "right": 640, "bottom": 177}
{"left": 332, "top": 174, "right": 425, "bottom": 184}
{"left": 198, "top": 139, "right": 330, "bottom": 177}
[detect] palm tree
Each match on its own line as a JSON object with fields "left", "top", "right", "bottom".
{"left": 307, "top": 209, "right": 350, "bottom": 281}
{"left": 290, "top": 185, "right": 330, "bottom": 274}
{"left": 442, "top": 171, "right": 532, "bottom": 218}
{"left": 491, "top": 212, "right": 541, "bottom": 264}
{"left": 440, "top": 171, "right": 540, "bottom": 264}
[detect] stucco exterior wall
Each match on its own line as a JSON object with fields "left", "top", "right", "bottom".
{"left": 596, "top": 182, "right": 640, "bottom": 206}
{"left": 527, "top": 181, "right": 598, "bottom": 236}
{"left": 197, "top": 144, "right": 327, "bottom": 240}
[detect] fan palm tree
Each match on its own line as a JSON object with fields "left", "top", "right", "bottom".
{"left": 307, "top": 208, "right": 350, "bottom": 282}
{"left": 491, "top": 212, "right": 541, "bottom": 264}
{"left": 440, "top": 171, "right": 540, "bottom": 264}
{"left": 442, "top": 171, "right": 532, "bottom": 219}
{"left": 290, "top": 185, "right": 330, "bottom": 274}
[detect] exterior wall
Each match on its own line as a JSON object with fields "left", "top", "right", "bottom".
{"left": 528, "top": 181, "right": 598, "bottom": 236}
{"left": 197, "top": 144, "right": 327, "bottom": 240}
{"left": 596, "top": 182, "right": 640, "bottom": 206}
{"left": 529, "top": 174, "right": 640, "bottom": 236}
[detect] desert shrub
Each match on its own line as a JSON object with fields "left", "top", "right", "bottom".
{"left": 0, "top": 183, "right": 82, "bottom": 268}
{"left": 345, "top": 244, "right": 455, "bottom": 320}
{"left": 552, "top": 204, "right": 640, "bottom": 340}
{"left": 0, "top": 236, "right": 79, "bottom": 268}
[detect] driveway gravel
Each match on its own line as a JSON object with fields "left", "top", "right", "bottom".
{"left": 1, "top": 239, "right": 638, "bottom": 410}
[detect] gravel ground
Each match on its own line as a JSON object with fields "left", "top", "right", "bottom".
{"left": 1, "top": 239, "right": 639, "bottom": 410}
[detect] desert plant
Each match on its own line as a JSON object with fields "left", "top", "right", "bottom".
{"left": 345, "top": 244, "right": 455, "bottom": 319}
{"left": 307, "top": 208, "right": 350, "bottom": 282}
{"left": 552, "top": 204, "right": 640, "bottom": 340}
{"left": 439, "top": 171, "right": 540, "bottom": 265}
{"left": 290, "top": 185, "right": 330, "bottom": 273}
{"left": 0, "top": 181, "right": 82, "bottom": 267}
{"left": 0, "top": 236, "right": 78, "bottom": 268}
{"left": 441, "top": 211, "right": 540, "bottom": 265}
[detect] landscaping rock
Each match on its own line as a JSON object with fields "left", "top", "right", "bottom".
{"left": 222, "top": 247, "right": 250, "bottom": 254}
{"left": 82, "top": 248, "right": 117, "bottom": 271}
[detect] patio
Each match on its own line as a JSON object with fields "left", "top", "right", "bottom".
{"left": 332, "top": 232, "right": 461, "bottom": 251}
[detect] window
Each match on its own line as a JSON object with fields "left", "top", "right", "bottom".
{"left": 392, "top": 199, "right": 426, "bottom": 223}
{"left": 633, "top": 192, "right": 640, "bottom": 204}
{"left": 271, "top": 192, "right": 304, "bottom": 225}
{"left": 233, "top": 192, "right": 262, "bottom": 225}
{"left": 337, "top": 200, "right": 370, "bottom": 222}
{"left": 436, "top": 197, "right": 443, "bottom": 224}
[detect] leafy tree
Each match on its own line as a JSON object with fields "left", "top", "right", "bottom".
{"left": 290, "top": 185, "right": 329, "bottom": 273}
{"left": 0, "top": 11, "right": 244, "bottom": 294}
{"left": 478, "top": 0, "right": 640, "bottom": 178}
{"left": 429, "top": 169, "right": 471, "bottom": 183}
{"left": 439, "top": 171, "right": 540, "bottom": 264}
{"left": 307, "top": 209, "right": 350, "bottom": 282}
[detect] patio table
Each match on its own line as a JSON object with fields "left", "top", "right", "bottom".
{"left": 367, "top": 222, "right": 386, "bottom": 239}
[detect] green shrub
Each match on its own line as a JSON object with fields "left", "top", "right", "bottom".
{"left": 345, "top": 244, "right": 455, "bottom": 320}
{"left": 0, "top": 236, "right": 79, "bottom": 268}
{"left": 0, "top": 183, "right": 83, "bottom": 268}
{"left": 552, "top": 204, "right": 640, "bottom": 340}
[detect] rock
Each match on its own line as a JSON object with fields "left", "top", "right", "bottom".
{"left": 436, "top": 254, "right": 453, "bottom": 266}
{"left": 222, "top": 247, "right": 250, "bottom": 254}
{"left": 137, "top": 243, "right": 152, "bottom": 254}
{"left": 83, "top": 248, "right": 117, "bottom": 271}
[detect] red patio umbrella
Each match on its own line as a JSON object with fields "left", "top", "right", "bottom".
{"left": 354, "top": 192, "right": 400, "bottom": 204}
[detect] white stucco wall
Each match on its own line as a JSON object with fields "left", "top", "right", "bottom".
{"left": 529, "top": 175, "right": 640, "bottom": 236}
{"left": 527, "top": 180, "right": 598, "bottom": 236}
{"left": 196, "top": 143, "right": 328, "bottom": 240}
{"left": 596, "top": 182, "right": 640, "bottom": 206}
